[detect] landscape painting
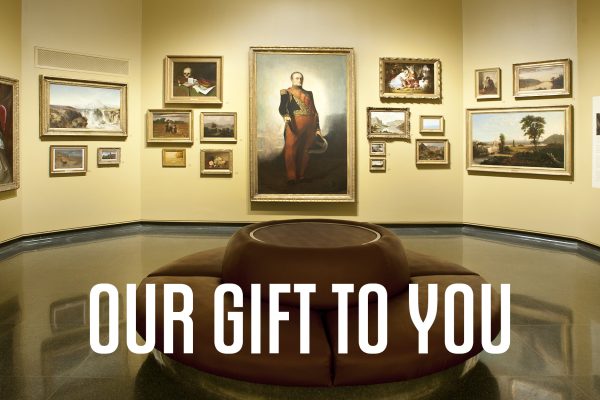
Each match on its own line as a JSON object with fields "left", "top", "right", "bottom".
{"left": 250, "top": 47, "right": 355, "bottom": 202}
{"left": 162, "top": 149, "right": 186, "bottom": 167}
{"left": 420, "top": 115, "right": 444, "bottom": 133}
{"left": 416, "top": 139, "right": 448, "bottom": 164}
{"left": 467, "top": 106, "right": 573, "bottom": 176}
{"left": 97, "top": 148, "right": 120, "bottom": 166}
{"left": 40, "top": 76, "right": 127, "bottom": 137}
{"left": 367, "top": 108, "right": 410, "bottom": 139}
{"left": 201, "top": 112, "right": 236, "bottom": 142}
{"left": 513, "top": 59, "right": 571, "bottom": 98}
{"left": 50, "top": 145, "right": 87, "bottom": 175}
{"left": 380, "top": 57, "right": 441, "bottom": 99}
{"left": 147, "top": 109, "right": 192, "bottom": 143}
{"left": 0, "top": 75, "right": 19, "bottom": 192}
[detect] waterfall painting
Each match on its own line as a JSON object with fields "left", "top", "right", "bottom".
{"left": 40, "top": 76, "right": 127, "bottom": 137}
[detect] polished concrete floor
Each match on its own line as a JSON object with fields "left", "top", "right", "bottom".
{"left": 0, "top": 226, "right": 599, "bottom": 399}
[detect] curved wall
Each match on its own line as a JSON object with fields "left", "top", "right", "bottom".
{"left": 1, "top": 0, "right": 599, "bottom": 247}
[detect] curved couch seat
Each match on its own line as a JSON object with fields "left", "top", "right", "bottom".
{"left": 136, "top": 276, "right": 332, "bottom": 386}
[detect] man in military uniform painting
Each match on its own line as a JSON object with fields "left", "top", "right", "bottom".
{"left": 279, "top": 72, "right": 323, "bottom": 183}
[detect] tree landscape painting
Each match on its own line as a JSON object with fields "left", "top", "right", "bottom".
{"left": 467, "top": 106, "right": 572, "bottom": 176}
{"left": 40, "top": 77, "right": 127, "bottom": 137}
{"left": 513, "top": 59, "right": 570, "bottom": 98}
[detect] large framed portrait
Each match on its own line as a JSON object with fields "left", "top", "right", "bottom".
{"left": 146, "top": 109, "right": 193, "bottom": 144}
{"left": 513, "top": 59, "right": 571, "bottom": 98}
{"left": 250, "top": 47, "right": 355, "bottom": 202}
{"left": 467, "top": 105, "right": 573, "bottom": 176}
{"left": 0, "top": 75, "right": 19, "bottom": 192}
{"left": 40, "top": 76, "right": 127, "bottom": 137}
{"left": 164, "top": 55, "right": 223, "bottom": 105}
{"left": 379, "top": 57, "right": 441, "bottom": 99}
{"left": 367, "top": 107, "right": 410, "bottom": 140}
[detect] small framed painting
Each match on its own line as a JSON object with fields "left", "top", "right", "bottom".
{"left": 49, "top": 145, "right": 87, "bottom": 175}
{"left": 200, "top": 112, "right": 237, "bottom": 142}
{"left": 162, "top": 148, "right": 186, "bottom": 167}
{"left": 367, "top": 107, "right": 410, "bottom": 139}
{"left": 40, "top": 76, "right": 127, "bottom": 137}
{"left": 200, "top": 149, "right": 232, "bottom": 175}
{"left": 513, "top": 59, "right": 571, "bottom": 98}
{"left": 97, "top": 147, "right": 121, "bottom": 166}
{"left": 164, "top": 55, "right": 223, "bottom": 105}
{"left": 419, "top": 115, "right": 444, "bottom": 133}
{"left": 146, "top": 109, "right": 193, "bottom": 144}
{"left": 369, "top": 158, "right": 386, "bottom": 172}
{"left": 369, "top": 142, "right": 386, "bottom": 156}
{"left": 416, "top": 139, "right": 449, "bottom": 165}
{"left": 379, "top": 57, "right": 441, "bottom": 99}
{"left": 475, "top": 68, "right": 501, "bottom": 100}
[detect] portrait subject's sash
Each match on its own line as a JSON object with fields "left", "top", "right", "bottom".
{"left": 287, "top": 87, "right": 317, "bottom": 115}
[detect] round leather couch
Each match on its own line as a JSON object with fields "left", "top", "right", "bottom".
{"left": 136, "top": 219, "right": 501, "bottom": 387}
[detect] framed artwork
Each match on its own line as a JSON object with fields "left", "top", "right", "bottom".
{"left": 162, "top": 148, "right": 186, "bottom": 167}
{"left": 200, "top": 149, "right": 232, "bottom": 175}
{"left": 379, "top": 57, "right": 441, "bottom": 99}
{"left": 146, "top": 109, "right": 193, "bottom": 144}
{"left": 0, "top": 75, "right": 19, "bottom": 192}
{"left": 367, "top": 107, "right": 410, "bottom": 139}
{"left": 475, "top": 68, "right": 501, "bottom": 100}
{"left": 467, "top": 105, "right": 573, "bottom": 176}
{"left": 597, "top": 113, "right": 600, "bottom": 136}
{"left": 370, "top": 158, "right": 386, "bottom": 172}
{"left": 201, "top": 112, "right": 237, "bottom": 142}
{"left": 249, "top": 47, "right": 355, "bottom": 202}
{"left": 164, "top": 55, "right": 223, "bottom": 105}
{"left": 513, "top": 59, "right": 571, "bottom": 98}
{"left": 369, "top": 142, "right": 386, "bottom": 156}
{"left": 49, "top": 145, "right": 87, "bottom": 175}
{"left": 97, "top": 148, "right": 121, "bottom": 166}
{"left": 40, "top": 76, "right": 127, "bottom": 137}
{"left": 419, "top": 115, "right": 444, "bottom": 133}
{"left": 416, "top": 139, "right": 449, "bottom": 165}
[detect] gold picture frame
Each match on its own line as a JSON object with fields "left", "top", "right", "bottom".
{"left": 200, "top": 149, "right": 233, "bottom": 175}
{"left": 200, "top": 112, "right": 237, "bottom": 143}
{"left": 467, "top": 105, "right": 573, "bottom": 176}
{"left": 416, "top": 139, "right": 449, "bottom": 165}
{"left": 367, "top": 107, "right": 410, "bottom": 140}
{"left": 162, "top": 148, "right": 186, "bottom": 168}
{"left": 146, "top": 109, "right": 193, "bottom": 144}
{"left": 97, "top": 147, "right": 121, "bottom": 166}
{"left": 250, "top": 46, "right": 355, "bottom": 202}
{"left": 513, "top": 59, "right": 571, "bottom": 98}
{"left": 0, "top": 75, "right": 19, "bottom": 192}
{"left": 475, "top": 67, "right": 501, "bottom": 100}
{"left": 164, "top": 55, "right": 223, "bottom": 105}
{"left": 419, "top": 115, "right": 444, "bottom": 134}
{"left": 369, "top": 158, "right": 386, "bottom": 172}
{"left": 40, "top": 76, "right": 127, "bottom": 137}
{"left": 49, "top": 145, "right": 87, "bottom": 175}
{"left": 369, "top": 142, "right": 386, "bottom": 156}
{"left": 379, "top": 57, "right": 441, "bottom": 99}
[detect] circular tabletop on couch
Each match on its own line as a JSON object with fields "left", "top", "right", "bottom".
{"left": 249, "top": 221, "right": 382, "bottom": 248}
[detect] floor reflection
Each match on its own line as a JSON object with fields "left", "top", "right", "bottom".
{"left": 0, "top": 230, "right": 597, "bottom": 399}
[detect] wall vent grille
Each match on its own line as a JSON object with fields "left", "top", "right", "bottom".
{"left": 35, "top": 47, "right": 129, "bottom": 76}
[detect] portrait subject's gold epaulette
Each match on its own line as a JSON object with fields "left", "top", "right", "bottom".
{"left": 280, "top": 89, "right": 288, "bottom": 95}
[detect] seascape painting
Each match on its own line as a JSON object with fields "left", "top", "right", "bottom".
{"left": 513, "top": 59, "right": 571, "bottom": 98}
{"left": 467, "top": 106, "right": 573, "bottom": 176}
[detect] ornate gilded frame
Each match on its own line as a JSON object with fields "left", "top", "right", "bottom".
{"left": 466, "top": 105, "right": 573, "bottom": 176}
{"left": 367, "top": 107, "right": 410, "bottom": 140}
{"left": 40, "top": 76, "right": 127, "bottom": 137}
{"left": 379, "top": 57, "right": 441, "bottom": 100}
{"left": 164, "top": 55, "right": 223, "bottom": 105}
{"left": 0, "top": 75, "right": 19, "bottom": 192}
{"left": 249, "top": 46, "right": 355, "bottom": 202}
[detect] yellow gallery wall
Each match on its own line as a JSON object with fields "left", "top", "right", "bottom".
{"left": 16, "top": 0, "right": 142, "bottom": 238}
{"left": 0, "top": 0, "right": 22, "bottom": 243}
{"left": 140, "top": 0, "right": 465, "bottom": 224}
{"left": 461, "top": 0, "right": 600, "bottom": 246}
{"left": 2, "top": 0, "right": 599, "bottom": 247}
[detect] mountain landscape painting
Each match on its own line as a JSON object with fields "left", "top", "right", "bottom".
{"left": 367, "top": 108, "right": 410, "bottom": 139}
{"left": 41, "top": 77, "right": 127, "bottom": 137}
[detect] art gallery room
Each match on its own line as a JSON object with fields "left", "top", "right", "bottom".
{"left": 2, "top": 0, "right": 600, "bottom": 398}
